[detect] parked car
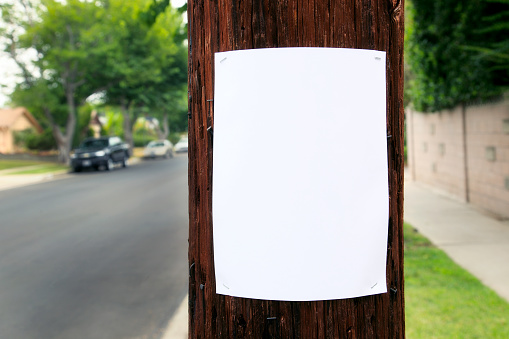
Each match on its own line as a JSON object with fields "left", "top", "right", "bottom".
{"left": 174, "top": 137, "right": 188, "bottom": 153}
{"left": 70, "top": 136, "right": 129, "bottom": 172}
{"left": 143, "top": 140, "right": 174, "bottom": 159}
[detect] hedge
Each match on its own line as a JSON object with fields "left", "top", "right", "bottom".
{"left": 406, "top": 0, "right": 509, "bottom": 112}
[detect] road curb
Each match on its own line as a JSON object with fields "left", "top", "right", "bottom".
{"left": 0, "top": 172, "right": 70, "bottom": 192}
{"left": 0, "top": 157, "right": 144, "bottom": 192}
{"left": 161, "top": 295, "right": 188, "bottom": 339}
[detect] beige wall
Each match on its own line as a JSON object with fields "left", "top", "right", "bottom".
{"left": 0, "top": 128, "right": 12, "bottom": 154}
{"left": 407, "top": 100, "right": 509, "bottom": 218}
{"left": 466, "top": 102, "right": 509, "bottom": 217}
{"left": 0, "top": 115, "right": 37, "bottom": 154}
{"left": 12, "top": 116, "right": 35, "bottom": 131}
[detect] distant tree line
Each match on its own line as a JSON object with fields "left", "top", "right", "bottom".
{"left": 406, "top": 0, "right": 509, "bottom": 112}
{"left": 0, "top": 0, "right": 187, "bottom": 163}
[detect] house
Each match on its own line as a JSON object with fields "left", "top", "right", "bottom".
{"left": 89, "top": 110, "right": 106, "bottom": 138}
{"left": 0, "top": 107, "right": 43, "bottom": 154}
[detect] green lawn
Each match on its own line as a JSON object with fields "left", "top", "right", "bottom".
{"left": 0, "top": 160, "right": 43, "bottom": 171}
{"left": 7, "top": 163, "right": 69, "bottom": 175}
{"left": 405, "top": 223, "right": 509, "bottom": 338}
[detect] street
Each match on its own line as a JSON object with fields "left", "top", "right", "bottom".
{"left": 0, "top": 156, "right": 188, "bottom": 339}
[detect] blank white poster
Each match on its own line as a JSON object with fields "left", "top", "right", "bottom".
{"left": 213, "top": 47, "right": 389, "bottom": 301}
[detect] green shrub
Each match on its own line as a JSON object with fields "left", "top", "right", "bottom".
{"left": 168, "top": 132, "right": 182, "bottom": 145}
{"left": 133, "top": 134, "right": 157, "bottom": 147}
{"left": 14, "top": 128, "right": 57, "bottom": 151}
{"left": 102, "top": 110, "right": 124, "bottom": 137}
{"left": 13, "top": 129, "right": 33, "bottom": 147}
{"left": 406, "top": 0, "right": 508, "bottom": 112}
{"left": 27, "top": 129, "right": 57, "bottom": 150}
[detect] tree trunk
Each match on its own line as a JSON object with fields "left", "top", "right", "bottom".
{"left": 56, "top": 138, "right": 70, "bottom": 164}
{"left": 121, "top": 99, "right": 134, "bottom": 152}
{"left": 156, "top": 113, "right": 170, "bottom": 140}
{"left": 47, "top": 122, "right": 70, "bottom": 165}
{"left": 63, "top": 82, "right": 77, "bottom": 165}
{"left": 43, "top": 107, "right": 72, "bottom": 165}
{"left": 44, "top": 109, "right": 74, "bottom": 165}
{"left": 188, "top": 0, "right": 405, "bottom": 338}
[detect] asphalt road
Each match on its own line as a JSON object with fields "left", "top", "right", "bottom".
{"left": 0, "top": 156, "right": 189, "bottom": 339}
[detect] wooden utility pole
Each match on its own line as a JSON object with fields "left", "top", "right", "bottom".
{"left": 188, "top": 1, "right": 405, "bottom": 337}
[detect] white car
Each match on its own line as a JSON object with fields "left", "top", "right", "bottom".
{"left": 143, "top": 140, "right": 174, "bottom": 159}
{"left": 174, "top": 137, "right": 188, "bottom": 153}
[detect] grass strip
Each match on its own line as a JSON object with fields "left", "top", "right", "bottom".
{"left": 404, "top": 223, "right": 509, "bottom": 338}
{"left": 132, "top": 147, "right": 145, "bottom": 158}
{"left": 0, "top": 160, "right": 43, "bottom": 170}
{"left": 7, "top": 163, "right": 68, "bottom": 175}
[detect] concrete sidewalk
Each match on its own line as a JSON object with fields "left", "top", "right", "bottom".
{"left": 404, "top": 173, "right": 509, "bottom": 302}
{"left": 0, "top": 167, "right": 70, "bottom": 191}
{"left": 162, "top": 296, "right": 188, "bottom": 339}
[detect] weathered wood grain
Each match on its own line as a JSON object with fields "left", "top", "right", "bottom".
{"left": 188, "top": 1, "right": 405, "bottom": 337}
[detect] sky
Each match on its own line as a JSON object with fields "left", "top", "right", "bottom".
{"left": 0, "top": 57, "right": 18, "bottom": 107}
{"left": 0, "top": 0, "right": 187, "bottom": 108}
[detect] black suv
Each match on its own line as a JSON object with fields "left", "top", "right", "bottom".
{"left": 71, "top": 136, "right": 130, "bottom": 172}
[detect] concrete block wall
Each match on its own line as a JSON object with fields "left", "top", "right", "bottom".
{"left": 407, "top": 106, "right": 468, "bottom": 201}
{"left": 465, "top": 101, "right": 509, "bottom": 217}
{"left": 407, "top": 99, "right": 509, "bottom": 219}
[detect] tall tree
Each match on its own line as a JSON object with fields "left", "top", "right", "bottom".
{"left": 2, "top": 0, "right": 187, "bottom": 160}
{"left": 100, "top": 0, "right": 187, "bottom": 150}
{"left": 2, "top": 0, "right": 114, "bottom": 163}
{"left": 141, "top": 1, "right": 188, "bottom": 140}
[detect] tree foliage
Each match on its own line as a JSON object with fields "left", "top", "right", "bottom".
{"left": 2, "top": 0, "right": 118, "bottom": 162}
{"left": 1, "top": 0, "right": 187, "bottom": 160}
{"left": 14, "top": 128, "right": 57, "bottom": 151}
{"left": 406, "top": 0, "right": 509, "bottom": 112}
{"left": 468, "top": 0, "right": 509, "bottom": 87}
{"left": 99, "top": 0, "right": 187, "bottom": 149}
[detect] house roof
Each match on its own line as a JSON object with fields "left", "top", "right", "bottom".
{"left": 0, "top": 107, "right": 43, "bottom": 133}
